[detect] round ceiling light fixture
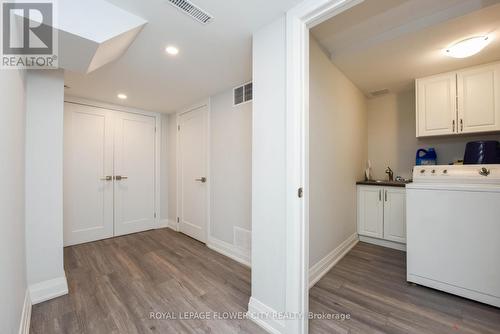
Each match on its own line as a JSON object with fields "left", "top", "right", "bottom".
{"left": 117, "top": 93, "right": 128, "bottom": 100}
{"left": 165, "top": 45, "right": 179, "bottom": 56}
{"left": 444, "top": 36, "right": 492, "bottom": 58}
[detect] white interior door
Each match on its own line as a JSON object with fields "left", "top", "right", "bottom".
{"left": 114, "top": 111, "right": 156, "bottom": 237}
{"left": 64, "top": 103, "right": 114, "bottom": 246}
{"left": 178, "top": 106, "right": 208, "bottom": 243}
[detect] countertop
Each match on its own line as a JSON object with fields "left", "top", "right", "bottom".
{"left": 356, "top": 180, "right": 411, "bottom": 188}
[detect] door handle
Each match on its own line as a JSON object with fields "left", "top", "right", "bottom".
{"left": 114, "top": 175, "right": 128, "bottom": 181}
{"left": 195, "top": 177, "right": 207, "bottom": 183}
{"left": 100, "top": 176, "right": 112, "bottom": 181}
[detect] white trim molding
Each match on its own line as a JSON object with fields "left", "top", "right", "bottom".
{"left": 207, "top": 237, "right": 251, "bottom": 267}
{"left": 159, "top": 218, "right": 179, "bottom": 232}
{"left": 167, "top": 219, "right": 179, "bottom": 231}
{"left": 18, "top": 290, "right": 32, "bottom": 334}
{"left": 248, "top": 297, "right": 286, "bottom": 334}
{"left": 29, "top": 276, "right": 68, "bottom": 305}
{"left": 309, "top": 233, "right": 358, "bottom": 288}
{"left": 359, "top": 235, "right": 406, "bottom": 251}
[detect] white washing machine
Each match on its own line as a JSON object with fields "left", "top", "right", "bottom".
{"left": 407, "top": 165, "right": 500, "bottom": 307}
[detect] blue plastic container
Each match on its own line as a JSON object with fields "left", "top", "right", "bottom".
{"left": 416, "top": 148, "right": 437, "bottom": 165}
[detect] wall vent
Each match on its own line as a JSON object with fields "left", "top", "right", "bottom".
{"left": 233, "top": 82, "right": 252, "bottom": 106}
{"left": 167, "top": 0, "right": 214, "bottom": 24}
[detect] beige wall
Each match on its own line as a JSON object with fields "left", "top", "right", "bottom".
{"left": 309, "top": 37, "right": 368, "bottom": 268}
{"left": 367, "top": 91, "right": 500, "bottom": 180}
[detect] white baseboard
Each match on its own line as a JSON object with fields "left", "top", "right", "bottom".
{"left": 247, "top": 297, "right": 286, "bottom": 334}
{"left": 158, "top": 219, "right": 169, "bottom": 228}
{"left": 359, "top": 235, "right": 406, "bottom": 251}
{"left": 18, "top": 290, "right": 31, "bottom": 334}
{"left": 207, "top": 236, "right": 251, "bottom": 268}
{"left": 309, "top": 233, "right": 359, "bottom": 288}
{"left": 159, "top": 219, "right": 179, "bottom": 231}
{"left": 168, "top": 219, "right": 179, "bottom": 231}
{"left": 29, "top": 276, "right": 68, "bottom": 305}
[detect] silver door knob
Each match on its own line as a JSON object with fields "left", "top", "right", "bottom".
{"left": 195, "top": 177, "right": 207, "bottom": 183}
{"left": 115, "top": 175, "right": 128, "bottom": 181}
{"left": 100, "top": 176, "right": 112, "bottom": 181}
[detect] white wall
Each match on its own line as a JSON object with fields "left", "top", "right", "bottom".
{"left": 251, "top": 15, "right": 287, "bottom": 315}
{"left": 309, "top": 38, "right": 367, "bottom": 268}
{"left": 210, "top": 91, "right": 252, "bottom": 246}
{"left": 0, "top": 70, "right": 28, "bottom": 334}
{"left": 367, "top": 91, "right": 500, "bottom": 180}
{"left": 25, "top": 70, "right": 68, "bottom": 302}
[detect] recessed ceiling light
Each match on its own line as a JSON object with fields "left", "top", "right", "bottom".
{"left": 165, "top": 45, "right": 179, "bottom": 56}
{"left": 444, "top": 36, "right": 492, "bottom": 58}
{"left": 117, "top": 93, "right": 127, "bottom": 100}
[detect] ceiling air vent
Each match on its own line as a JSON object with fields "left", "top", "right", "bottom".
{"left": 369, "top": 89, "right": 390, "bottom": 97}
{"left": 234, "top": 82, "right": 252, "bottom": 106}
{"left": 167, "top": 0, "right": 214, "bottom": 24}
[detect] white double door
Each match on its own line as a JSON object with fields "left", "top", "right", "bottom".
{"left": 64, "top": 102, "right": 157, "bottom": 246}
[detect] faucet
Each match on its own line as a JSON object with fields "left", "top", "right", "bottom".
{"left": 385, "top": 166, "right": 394, "bottom": 182}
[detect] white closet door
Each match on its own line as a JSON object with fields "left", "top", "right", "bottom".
{"left": 178, "top": 106, "right": 208, "bottom": 243}
{"left": 64, "top": 103, "right": 114, "bottom": 246}
{"left": 114, "top": 111, "right": 156, "bottom": 237}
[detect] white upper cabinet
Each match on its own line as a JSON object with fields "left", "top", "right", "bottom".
{"left": 416, "top": 73, "right": 457, "bottom": 137}
{"left": 416, "top": 61, "right": 500, "bottom": 137}
{"left": 457, "top": 63, "right": 500, "bottom": 134}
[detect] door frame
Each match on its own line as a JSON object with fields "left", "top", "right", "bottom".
{"left": 285, "top": 0, "right": 365, "bottom": 333}
{"left": 64, "top": 96, "right": 162, "bottom": 231}
{"left": 176, "top": 99, "right": 211, "bottom": 243}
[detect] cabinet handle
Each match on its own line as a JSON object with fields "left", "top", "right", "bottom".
{"left": 385, "top": 190, "right": 388, "bottom": 202}
{"left": 452, "top": 120, "right": 455, "bottom": 132}
{"left": 379, "top": 190, "right": 382, "bottom": 201}
{"left": 460, "top": 119, "right": 463, "bottom": 132}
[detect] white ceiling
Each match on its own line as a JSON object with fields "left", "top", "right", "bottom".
{"left": 64, "top": 0, "right": 301, "bottom": 113}
{"left": 311, "top": 0, "right": 500, "bottom": 97}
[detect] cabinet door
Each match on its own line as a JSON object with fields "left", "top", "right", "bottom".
{"left": 457, "top": 63, "right": 500, "bottom": 134}
{"left": 383, "top": 188, "right": 406, "bottom": 243}
{"left": 357, "top": 186, "right": 384, "bottom": 238}
{"left": 416, "top": 73, "right": 457, "bottom": 137}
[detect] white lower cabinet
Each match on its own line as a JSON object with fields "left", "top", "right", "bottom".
{"left": 357, "top": 185, "right": 406, "bottom": 245}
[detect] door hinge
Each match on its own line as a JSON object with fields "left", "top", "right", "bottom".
{"left": 298, "top": 187, "right": 303, "bottom": 198}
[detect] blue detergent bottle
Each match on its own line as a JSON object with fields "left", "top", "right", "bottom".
{"left": 416, "top": 148, "right": 437, "bottom": 165}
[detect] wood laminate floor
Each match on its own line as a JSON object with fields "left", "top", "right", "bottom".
{"left": 309, "top": 242, "right": 500, "bottom": 334}
{"left": 30, "top": 228, "right": 265, "bottom": 334}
